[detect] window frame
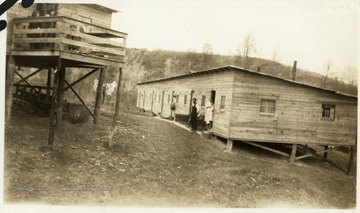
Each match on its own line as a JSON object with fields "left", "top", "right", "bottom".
{"left": 259, "top": 99, "right": 276, "bottom": 115}
{"left": 321, "top": 104, "right": 335, "bottom": 121}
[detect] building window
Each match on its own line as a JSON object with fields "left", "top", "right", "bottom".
{"left": 176, "top": 95, "right": 179, "bottom": 103}
{"left": 201, "top": 95, "right": 206, "bottom": 107}
{"left": 220, "top": 96, "right": 226, "bottom": 110}
{"left": 184, "top": 95, "right": 187, "bottom": 105}
{"left": 260, "top": 99, "right": 275, "bottom": 114}
{"left": 168, "top": 94, "right": 170, "bottom": 103}
{"left": 322, "top": 104, "right": 335, "bottom": 120}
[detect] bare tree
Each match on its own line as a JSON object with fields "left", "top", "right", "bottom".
{"left": 242, "top": 33, "right": 255, "bottom": 58}
{"left": 203, "top": 43, "right": 213, "bottom": 55}
{"left": 323, "top": 60, "right": 332, "bottom": 88}
{"left": 202, "top": 43, "right": 213, "bottom": 67}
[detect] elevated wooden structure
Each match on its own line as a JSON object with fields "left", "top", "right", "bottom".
{"left": 6, "top": 4, "right": 127, "bottom": 146}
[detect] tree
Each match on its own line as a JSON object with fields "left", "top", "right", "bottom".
{"left": 323, "top": 60, "right": 332, "bottom": 88}
{"left": 242, "top": 33, "right": 255, "bottom": 58}
{"left": 202, "top": 43, "right": 213, "bottom": 67}
{"left": 203, "top": 43, "right": 213, "bottom": 55}
{"left": 240, "top": 33, "right": 256, "bottom": 69}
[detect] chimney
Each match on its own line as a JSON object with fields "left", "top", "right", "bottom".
{"left": 257, "top": 67, "right": 261, "bottom": 72}
{"left": 291, "top": 61, "right": 297, "bottom": 81}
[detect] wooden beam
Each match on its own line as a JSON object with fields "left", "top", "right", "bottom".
{"left": 5, "top": 55, "right": 15, "bottom": 124}
{"left": 108, "top": 68, "right": 123, "bottom": 148}
{"left": 45, "top": 68, "right": 52, "bottom": 105}
{"left": 14, "top": 70, "right": 33, "bottom": 87}
{"left": 14, "top": 68, "right": 43, "bottom": 84}
{"left": 94, "top": 68, "right": 105, "bottom": 124}
{"left": 49, "top": 68, "right": 59, "bottom": 146}
{"left": 65, "top": 80, "right": 95, "bottom": 119}
{"left": 64, "top": 68, "right": 100, "bottom": 91}
{"left": 56, "top": 60, "right": 65, "bottom": 125}
{"left": 290, "top": 144, "right": 297, "bottom": 163}
{"left": 243, "top": 141, "right": 290, "bottom": 157}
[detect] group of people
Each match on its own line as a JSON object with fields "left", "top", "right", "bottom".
{"left": 188, "top": 97, "right": 214, "bottom": 132}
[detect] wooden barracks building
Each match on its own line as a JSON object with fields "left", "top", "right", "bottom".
{"left": 137, "top": 65, "right": 357, "bottom": 168}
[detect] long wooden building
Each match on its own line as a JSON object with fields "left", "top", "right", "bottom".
{"left": 137, "top": 65, "right": 357, "bottom": 167}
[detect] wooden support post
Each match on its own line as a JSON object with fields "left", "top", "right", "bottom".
{"left": 94, "top": 68, "right": 105, "bottom": 124}
{"left": 290, "top": 144, "right": 297, "bottom": 163}
{"left": 56, "top": 63, "right": 66, "bottom": 125}
{"left": 5, "top": 55, "right": 15, "bottom": 124}
{"left": 49, "top": 67, "right": 59, "bottom": 146}
{"left": 323, "top": 145, "right": 329, "bottom": 160}
{"left": 347, "top": 145, "right": 356, "bottom": 175}
{"left": 45, "top": 68, "right": 52, "bottom": 105}
{"left": 226, "top": 139, "right": 233, "bottom": 153}
{"left": 108, "top": 68, "right": 123, "bottom": 148}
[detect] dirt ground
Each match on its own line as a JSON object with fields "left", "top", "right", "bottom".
{"left": 3, "top": 107, "right": 357, "bottom": 209}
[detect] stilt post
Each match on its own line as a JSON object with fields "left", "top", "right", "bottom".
{"left": 5, "top": 55, "right": 15, "bottom": 125}
{"left": 94, "top": 67, "right": 105, "bottom": 124}
{"left": 56, "top": 61, "right": 65, "bottom": 125}
{"left": 226, "top": 139, "right": 233, "bottom": 153}
{"left": 290, "top": 144, "right": 297, "bottom": 163}
{"left": 108, "top": 68, "right": 123, "bottom": 148}
{"left": 45, "top": 68, "right": 52, "bottom": 105}
{"left": 49, "top": 67, "right": 59, "bottom": 146}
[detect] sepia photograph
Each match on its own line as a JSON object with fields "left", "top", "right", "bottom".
{"left": 1, "top": 0, "right": 358, "bottom": 212}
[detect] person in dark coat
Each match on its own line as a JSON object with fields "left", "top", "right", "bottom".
{"left": 189, "top": 98, "right": 199, "bottom": 131}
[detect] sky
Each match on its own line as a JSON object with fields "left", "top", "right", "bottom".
{"left": 1, "top": 0, "right": 359, "bottom": 81}
{"left": 105, "top": 0, "right": 359, "bottom": 82}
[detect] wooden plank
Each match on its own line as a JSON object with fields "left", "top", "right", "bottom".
{"left": 243, "top": 141, "right": 290, "bottom": 157}
{"left": 94, "top": 68, "right": 105, "bottom": 124}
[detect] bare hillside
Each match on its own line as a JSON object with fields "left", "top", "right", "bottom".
{"left": 121, "top": 48, "right": 357, "bottom": 108}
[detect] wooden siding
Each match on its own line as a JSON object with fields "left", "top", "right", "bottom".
{"left": 230, "top": 71, "right": 357, "bottom": 146}
{"left": 137, "top": 71, "right": 236, "bottom": 138}
{"left": 57, "top": 4, "right": 112, "bottom": 28}
{"left": 137, "top": 67, "right": 357, "bottom": 146}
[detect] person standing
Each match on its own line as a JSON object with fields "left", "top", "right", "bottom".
{"left": 204, "top": 97, "right": 214, "bottom": 129}
{"left": 189, "top": 98, "right": 199, "bottom": 131}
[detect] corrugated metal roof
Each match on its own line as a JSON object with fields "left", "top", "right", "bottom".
{"left": 137, "top": 65, "right": 358, "bottom": 99}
